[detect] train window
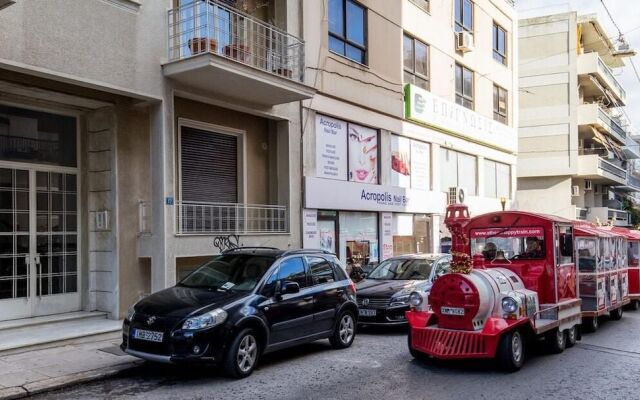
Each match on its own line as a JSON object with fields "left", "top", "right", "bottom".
{"left": 629, "top": 242, "right": 640, "bottom": 267}
{"left": 576, "top": 238, "right": 596, "bottom": 272}
{"left": 471, "top": 233, "right": 545, "bottom": 261}
{"left": 556, "top": 226, "right": 573, "bottom": 265}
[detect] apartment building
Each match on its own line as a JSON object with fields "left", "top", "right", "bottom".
{"left": 518, "top": 12, "right": 639, "bottom": 226}
{"left": 301, "top": 0, "right": 518, "bottom": 266}
{"left": 0, "top": 0, "right": 310, "bottom": 334}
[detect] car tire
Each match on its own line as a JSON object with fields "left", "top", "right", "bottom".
{"left": 583, "top": 316, "right": 598, "bottom": 333}
{"left": 610, "top": 306, "right": 623, "bottom": 321}
{"left": 565, "top": 326, "right": 577, "bottom": 348}
{"left": 546, "top": 328, "right": 566, "bottom": 354}
{"left": 330, "top": 310, "right": 356, "bottom": 349}
{"left": 496, "top": 329, "right": 525, "bottom": 372}
{"left": 222, "top": 328, "right": 260, "bottom": 379}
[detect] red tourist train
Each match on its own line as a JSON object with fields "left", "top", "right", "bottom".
{"left": 406, "top": 204, "right": 636, "bottom": 371}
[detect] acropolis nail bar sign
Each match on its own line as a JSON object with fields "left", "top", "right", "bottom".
{"left": 404, "top": 84, "right": 517, "bottom": 153}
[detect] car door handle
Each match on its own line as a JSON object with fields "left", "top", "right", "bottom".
{"left": 303, "top": 296, "right": 313, "bottom": 301}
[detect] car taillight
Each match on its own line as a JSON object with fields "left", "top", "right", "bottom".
{"left": 349, "top": 280, "right": 356, "bottom": 294}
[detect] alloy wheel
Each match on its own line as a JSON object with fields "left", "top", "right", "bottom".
{"left": 339, "top": 314, "right": 355, "bottom": 344}
{"left": 236, "top": 334, "right": 257, "bottom": 373}
{"left": 511, "top": 331, "right": 522, "bottom": 364}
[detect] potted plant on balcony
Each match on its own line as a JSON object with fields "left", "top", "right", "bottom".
{"left": 224, "top": 43, "right": 251, "bottom": 63}
{"left": 188, "top": 37, "right": 218, "bottom": 55}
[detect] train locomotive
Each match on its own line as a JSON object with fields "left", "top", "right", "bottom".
{"left": 406, "top": 203, "right": 632, "bottom": 371}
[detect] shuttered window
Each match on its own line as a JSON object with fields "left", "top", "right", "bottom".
{"left": 180, "top": 126, "right": 238, "bottom": 203}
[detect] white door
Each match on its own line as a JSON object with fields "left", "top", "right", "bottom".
{"left": 0, "top": 167, "right": 80, "bottom": 320}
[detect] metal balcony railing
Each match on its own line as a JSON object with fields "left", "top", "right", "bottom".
{"left": 607, "top": 208, "right": 629, "bottom": 224}
{"left": 598, "top": 158, "right": 627, "bottom": 180}
{"left": 597, "top": 107, "right": 626, "bottom": 141}
{"left": 627, "top": 174, "right": 640, "bottom": 190}
{"left": 596, "top": 56, "right": 626, "bottom": 99}
{"left": 176, "top": 201, "right": 288, "bottom": 235}
{"left": 168, "top": 0, "right": 305, "bottom": 82}
{"left": 575, "top": 207, "right": 588, "bottom": 220}
{"left": 138, "top": 201, "right": 151, "bottom": 236}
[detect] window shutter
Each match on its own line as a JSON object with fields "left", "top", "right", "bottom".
{"left": 180, "top": 126, "right": 238, "bottom": 203}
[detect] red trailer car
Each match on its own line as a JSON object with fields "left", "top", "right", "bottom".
{"left": 407, "top": 204, "right": 582, "bottom": 371}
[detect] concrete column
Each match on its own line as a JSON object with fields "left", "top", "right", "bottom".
{"left": 431, "top": 143, "right": 441, "bottom": 192}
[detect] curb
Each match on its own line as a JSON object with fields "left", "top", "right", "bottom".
{"left": 0, "top": 361, "right": 143, "bottom": 400}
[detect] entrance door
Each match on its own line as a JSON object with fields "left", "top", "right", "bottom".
{"left": 0, "top": 167, "right": 79, "bottom": 320}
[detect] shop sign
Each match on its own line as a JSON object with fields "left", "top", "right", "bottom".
{"left": 470, "top": 227, "right": 544, "bottom": 238}
{"left": 348, "top": 123, "right": 378, "bottom": 184}
{"left": 305, "top": 176, "right": 442, "bottom": 214}
{"left": 411, "top": 140, "right": 430, "bottom": 191}
{"left": 316, "top": 115, "right": 348, "bottom": 180}
{"left": 404, "top": 84, "right": 517, "bottom": 153}
{"left": 302, "top": 209, "right": 320, "bottom": 248}
{"left": 380, "top": 213, "right": 394, "bottom": 261}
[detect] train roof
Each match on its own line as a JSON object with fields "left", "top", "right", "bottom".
{"left": 468, "top": 210, "right": 574, "bottom": 226}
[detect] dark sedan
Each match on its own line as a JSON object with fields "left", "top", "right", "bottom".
{"left": 355, "top": 254, "right": 451, "bottom": 325}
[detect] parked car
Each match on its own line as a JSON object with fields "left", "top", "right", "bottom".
{"left": 122, "top": 248, "right": 358, "bottom": 378}
{"left": 355, "top": 254, "right": 451, "bottom": 325}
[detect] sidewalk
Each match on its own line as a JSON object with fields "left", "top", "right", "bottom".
{"left": 0, "top": 337, "right": 142, "bottom": 400}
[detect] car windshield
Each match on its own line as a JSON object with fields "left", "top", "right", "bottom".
{"left": 367, "top": 258, "right": 434, "bottom": 280}
{"left": 179, "top": 254, "right": 274, "bottom": 292}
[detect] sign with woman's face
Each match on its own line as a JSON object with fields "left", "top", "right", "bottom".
{"left": 348, "top": 123, "right": 378, "bottom": 183}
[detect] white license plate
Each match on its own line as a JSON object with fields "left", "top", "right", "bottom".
{"left": 440, "top": 306, "right": 465, "bottom": 316}
{"left": 359, "top": 309, "right": 376, "bottom": 317}
{"left": 132, "top": 328, "right": 164, "bottom": 343}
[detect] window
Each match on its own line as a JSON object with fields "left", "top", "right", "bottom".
{"left": 328, "top": 0, "right": 367, "bottom": 64}
{"left": 493, "top": 23, "right": 507, "bottom": 65}
{"left": 455, "top": 64, "right": 474, "bottom": 109}
{"left": 440, "top": 148, "right": 477, "bottom": 195}
{"left": 403, "top": 34, "right": 429, "bottom": 90}
{"left": 471, "top": 233, "right": 545, "bottom": 261}
{"left": 484, "top": 160, "right": 510, "bottom": 198}
{"left": 454, "top": 0, "right": 473, "bottom": 33}
{"left": 493, "top": 85, "right": 508, "bottom": 124}
{"left": 277, "top": 257, "right": 308, "bottom": 288}
{"left": 308, "top": 257, "right": 335, "bottom": 285}
{"left": 557, "top": 226, "right": 574, "bottom": 265}
{"left": 409, "top": 0, "right": 430, "bottom": 13}
{"left": 180, "top": 255, "right": 274, "bottom": 292}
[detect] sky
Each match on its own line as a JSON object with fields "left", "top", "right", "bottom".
{"left": 517, "top": 0, "right": 640, "bottom": 134}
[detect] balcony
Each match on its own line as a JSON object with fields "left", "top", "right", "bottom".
{"left": 578, "top": 52, "right": 626, "bottom": 105}
{"left": 616, "top": 174, "right": 640, "bottom": 192}
{"left": 587, "top": 207, "right": 630, "bottom": 227}
{"left": 577, "top": 154, "right": 627, "bottom": 185}
{"left": 175, "top": 201, "right": 288, "bottom": 235}
{"left": 574, "top": 206, "right": 588, "bottom": 220}
{"left": 164, "top": 0, "right": 314, "bottom": 106}
{"left": 622, "top": 136, "right": 640, "bottom": 159}
{"left": 577, "top": 103, "right": 626, "bottom": 144}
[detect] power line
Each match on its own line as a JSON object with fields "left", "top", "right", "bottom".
{"left": 599, "top": 0, "right": 623, "bottom": 37}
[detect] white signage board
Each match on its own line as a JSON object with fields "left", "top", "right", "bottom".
{"left": 305, "top": 176, "right": 443, "bottom": 214}
{"left": 390, "top": 135, "right": 411, "bottom": 188}
{"left": 405, "top": 84, "right": 517, "bottom": 153}
{"left": 315, "top": 115, "right": 348, "bottom": 180}
{"left": 380, "top": 212, "right": 394, "bottom": 261}
{"left": 302, "top": 209, "right": 319, "bottom": 249}
{"left": 411, "top": 140, "right": 430, "bottom": 191}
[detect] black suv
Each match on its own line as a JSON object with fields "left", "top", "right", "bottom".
{"left": 122, "top": 248, "right": 358, "bottom": 378}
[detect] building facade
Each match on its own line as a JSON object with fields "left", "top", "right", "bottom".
{"left": 517, "top": 12, "right": 639, "bottom": 226}
{"left": 0, "top": 0, "right": 311, "bottom": 323}
{"left": 301, "top": 0, "right": 518, "bottom": 268}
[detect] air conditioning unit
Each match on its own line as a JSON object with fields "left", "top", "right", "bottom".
{"left": 455, "top": 31, "right": 474, "bottom": 52}
{"left": 585, "top": 180, "right": 593, "bottom": 191}
{"left": 571, "top": 185, "right": 580, "bottom": 197}
{"left": 448, "top": 187, "right": 466, "bottom": 205}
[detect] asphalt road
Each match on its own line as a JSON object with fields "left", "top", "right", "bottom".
{"left": 39, "top": 310, "right": 640, "bottom": 400}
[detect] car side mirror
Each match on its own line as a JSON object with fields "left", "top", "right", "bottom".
{"left": 361, "top": 272, "right": 368, "bottom": 279}
{"left": 280, "top": 281, "right": 300, "bottom": 296}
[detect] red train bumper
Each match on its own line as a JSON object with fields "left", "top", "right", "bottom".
{"left": 407, "top": 310, "right": 527, "bottom": 360}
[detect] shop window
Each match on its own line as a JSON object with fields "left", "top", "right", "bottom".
{"left": 308, "top": 256, "right": 335, "bottom": 285}
{"left": 328, "top": 0, "right": 367, "bottom": 64}
{"left": 390, "top": 135, "right": 430, "bottom": 190}
{"left": 454, "top": 0, "right": 473, "bottom": 33}
{"left": 484, "top": 159, "right": 510, "bottom": 198}
{"left": 392, "top": 214, "right": 431, "bottom": 256}
{"left": 440, "top": 148, "right": 477, "bottom": 195}
{"left": 493, "top": 85, "right": 508, "bottom": 124}
{"left": 455, "top": 63, "right": 474, "bottom": 109}
{"left": 340, "top": 211, "right": 378, "bottom": 271}
{"left": 403, "top": 34, "right": 430, "bottom": 90}
{"left": 493, "top": 23, "right": 507, "bottom": 65}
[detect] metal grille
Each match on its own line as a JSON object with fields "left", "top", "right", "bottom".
{"left": 412, "top": 328, "right": 487, "bottom": 357}
{"left": 357, "top": 296, "right": 391, "bottom": 309}
{"left": 168, "top": 0, "right": 305, "bottom": 82}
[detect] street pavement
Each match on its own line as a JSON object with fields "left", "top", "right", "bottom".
{"left": 37, "top": 310, "right": 640, "bottom": 400}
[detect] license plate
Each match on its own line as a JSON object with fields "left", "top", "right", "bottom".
{"left": 359, "top": 309, "right": 376, "bottom": 317}
{"left": 440, "top": 306, "right": 465, "bottom": 316}
{"left": 132, "top": 328, "right": 164, "bottom": 343}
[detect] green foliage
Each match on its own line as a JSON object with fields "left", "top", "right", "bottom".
{"left": 622, "top": 198, "right": 640, "bottom": 227}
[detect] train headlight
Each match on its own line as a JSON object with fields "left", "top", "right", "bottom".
{"left": 409, "top": 292, "right": 423, "bottom": 308}
{"left": 501, "top": 296, "right": 518, "bottom": 314}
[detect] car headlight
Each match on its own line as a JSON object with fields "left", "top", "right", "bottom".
{"left": 126, "top": 305, "right": 136, "bottom": 321}
{"left": 409, "top": 292, "right": 423, "bottom": 308}
{"left": 390, "top": 295, "right": 410, "bottom": 307}
{"left": 182, "top": 308, "right": 228, "bottom": 330}
{"left": 501, "top": 296, "right": 518, "bottom": 314}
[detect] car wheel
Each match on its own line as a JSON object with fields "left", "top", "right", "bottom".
{"left": 583, "top": 316, "right": 598, "bottom": 333}
{"left": 222, "top": 328, "right": 260, "bottom": 379}
{"left": 546, "top": 328, "right": 566, "bottom": 354}
{"left": 565, "top": 326, "right": 577, "bottom": 348}
{"left": 330, "top": 311, "right": 356, "bottom": 349}
{"left": 610, "top": 306, "right": 623, "bottom": 321}
{"left": 496, "top": 329, "right": 525, "bottom": 372}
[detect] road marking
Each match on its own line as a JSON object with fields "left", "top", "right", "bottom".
{"left": 576, "top": 343, "right": 640, "bottom": 359}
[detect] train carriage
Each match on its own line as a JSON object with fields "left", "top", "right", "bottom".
{"left": 407, "top": 204, "right": 582, "bottom": 371}
{"left": 602, "top": 226, "right": 640, "bottom": 310}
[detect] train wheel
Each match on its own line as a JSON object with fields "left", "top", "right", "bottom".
{"left": 610, "top": 307, "right": 623, "bottom": 321}
{"left": 497, "top": 330, "right": 524, "bottom": 372}
{"left": 583, "top": 317, "right": 599, "bottom": 333}
{"left": 630, "top": 300, "right": 639, "bottom": 311}
{"left": 565, "top": 326, "right": 577, "bottom": 348}
{"left": 546, "top": 328, "right": 566, "bottom": 354}
{"left": 407, "top": 330, "right": 428, "bottom": 363}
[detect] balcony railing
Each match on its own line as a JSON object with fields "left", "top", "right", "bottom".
{"left": 597, "top": 56, "right": 626, "bottom": 100}
{"left": 597, "top": 107, "right": 626, "bottom": 141}
{"left": 168, "top": 0, "right": 304, "bottom": 82}
{"left": 628, "top": 174, "right": 640, "bottom": 190}
{"left": 598, "top": 158, "right": 627, "bottom": 180}
{"left": 176, "top": 201, "right": 288, "bottom": 235}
